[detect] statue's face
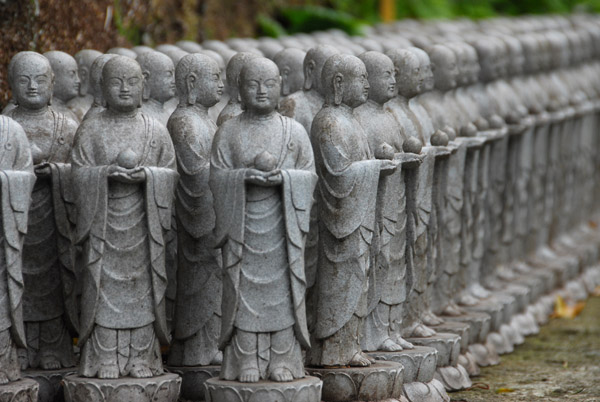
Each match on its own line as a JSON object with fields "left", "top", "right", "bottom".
{"left": 12, "top": 58, "right": 54, "bottom": 109}
{"left": 197, "top": 62, "right": 224, "bottom": 107}
{"left": 240, "top": 65, "right": 280, "bottom": 114}
{"left": 103, "top": 64, "right": 143, "bottom": 113}
{"left": 418, "top": 56, "right": 434, "bottom": 93}
{"left": 366, "top": 59, "right": 396, "bottom": 105}
{"left": 395, "top": 57, "right": 420, "bottom": 98}
{"left": 53, "top": 56, "right": 80, "bottom": 101}
{"left": 341, "top": 62, "right": 369, "bottom": 108}
{"left": 435, "top": 51, "right": 459, "bottom": 89}
{"left": 148, "top": 57, "right": 176, "bottom": 103}
{"left": 280, "top": 63, "right": 304, "bottom": 96}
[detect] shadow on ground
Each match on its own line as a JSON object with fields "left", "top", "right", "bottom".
{"left": 451, "top": 296, "right": 600, "bottom": 401}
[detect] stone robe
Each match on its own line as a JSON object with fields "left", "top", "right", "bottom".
{"left": 4, "top": 107, "right": 78, "bottom": 369}
{"left": 210, "top": 114, "right": 316, "bottom": 380}
{"left": 167, "top": 107, "right": 222, "bottom": 367}
{"left": 72, "top": 111, "right": 177, "bottom": 377}
{"left": 309, "top": 104, "right": 381, "bottom": 366}
{"left": 0, "top": 116, "right": 35, "bottom": 382}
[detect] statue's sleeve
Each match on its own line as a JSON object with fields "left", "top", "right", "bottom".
{"left": 144, "top": 166, "right": 178, "bottom": 345}
{"left": 209, "top": 128, "right": 248, "bottom": 348}
{"left": 1, "top": 170, "right": 35, "bottom": 348}
{"left": 172, "top": 125, "right": 214, "bottom": 238}
{"left": 315, "top": 123, "right": 381, "bottom": 239}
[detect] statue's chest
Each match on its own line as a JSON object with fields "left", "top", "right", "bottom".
{"left": 17, "top": 117, "right": 65, "bottom": 162}
{"left": 235, "top": 123, "right": 285, "bottom": 167}
{"left": 100, "top": 122, "right": 150, "bottom": 164}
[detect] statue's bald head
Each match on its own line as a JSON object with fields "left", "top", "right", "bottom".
{"left": 321, "top": 53, "right": 369, "bottom": 108}
{"left": 274, "top": 48, "right": 306, "bottom": 96}
{"left": 74, "top": 49, "right": 102, "bottom": 96}
{"left": 101, "top": 56, "right": 144, "bottom": 113}
{"left": 44, "top": 50, "right": 80, "bottom": 102}
{"left": 428, "top": 44, "right": 459, "bottom": 91}
{"left": 304, "top": 44, "right": 339, "bottom": 93}
{"left": 175, "top": 53, "right": 223, "bottom": 107}
{"left": 225, "top": 52, "right": 260, "bottom": 99}
{"left": 136, "top": 51, "right": 176, "bottom": 103}
{"left": 386, "top": 48, "right": 421, "bottom": 98}
{"left": 239, "top": 57, "right": 281, "bottom": 114}
{"left": 358, "top": 51, "right": 396, "bottom": 105}
{"left": 89, "top": 54, "right": 116, "bottom": 104}
{"left": 10, "top": 51, "right": 54, "bottom": 110}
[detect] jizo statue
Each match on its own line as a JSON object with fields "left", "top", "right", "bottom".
{"left": 43, "top": 51, "right": 82, "bottom": 123}
{"left": 82, "top": 54, "right": 117, "bottom": 122}
{"left": 209, "top": 57, "right": 317, "bottom": 382}
{"left": 167, "top": 54, "right": 225, "bottom": 367}
{"left": 137, "top": 51, "right": 176, "bottom": 126}
{"left": 216, "top": 52, "right": 259, "bottom": 126}
{"left": 355, "top": 51, "right": 421, "bottom": 353}
{"left": 273, "top": 48, "right": 306, "bottom": 97}
{"left": 4, "top": 51, "right": 78, "bottom": 371}
{"left": 72, "top": 56, "right": 178, "bottom": 379}
{"left": 308, "top": 54, "right": 398, "bottom": 367}
{"left": 69, "top": 49, "right": 102, "bottom": 121}
{"left": 0, "top": 116, "right": 36, "bottom": 384}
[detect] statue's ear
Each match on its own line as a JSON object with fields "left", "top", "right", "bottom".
{"left": 303, "top": 60, "right": 315, "bottom": 90}
{"left": 142, "top": 71, "right": 150, "bottom": 101}
{"left": 281, "top": 67, "right": 290, "bottom": 96}
{"left": 333, "top": 72, "right": 343, "bottom": 106}
{"left": 186, "top": 73, "right": 197, "bottom": 105}
{"left": 236, "top": 76, "right": 243, "bottom": 103}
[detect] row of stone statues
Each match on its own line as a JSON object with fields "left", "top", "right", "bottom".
{"left": 1, "top": 12, "right": 600, "bottom": 402}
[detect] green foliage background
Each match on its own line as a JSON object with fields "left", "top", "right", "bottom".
{"left": 258, "top": 0, "right": 600, "bottom": 37}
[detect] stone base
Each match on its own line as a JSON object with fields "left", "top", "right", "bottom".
{"left": 403, "top": 379, "right": 449, "bottom": 402}
{"left": 167, "top": 365, "right": 219, "bottom": 401}
{"left": 443, "top": 312, "right": 491, "bottom": 345}
{"left": 368, "top": 346, "right": 437, "bottom": 384}
{"left": 458, "top": 352, "right": 480, "bottom": 376}
{"left": 205, "top": 376, "right": 322, "bottom": 402}
{"left": 468, "top": 342, "right": 500, "bottom": 367}
{"left": 466, "top": 301, "right": 503, "bottom": 333}
{"left": 63, "top": 373, "right": 181, "bottom": 402}
{"left": 407, "top": 333, "right": 460, "bottom": 367}
{"left": 23, "top": 367, "right": 76, "bottom": 402}
{"left": 432, "top": 321, "right": 470, "bottom": 353}
{"left": 0, "top": 378, "right": 39, "bottom": 402}
{"left": 486, "top": 330, "right": 513, "bottom": 355}
{"left": 306, "top": 361, "right": 403, "bottom": 402}
{"left": 433, "top": 364, "right": 471, "bottom": 391}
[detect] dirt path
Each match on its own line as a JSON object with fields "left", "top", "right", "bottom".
{"left": 450, "top": 296, "right": 600, "bottom": 402}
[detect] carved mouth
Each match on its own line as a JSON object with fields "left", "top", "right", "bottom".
{"left": 119, "top": 94, "right": 132, "bottom": 99}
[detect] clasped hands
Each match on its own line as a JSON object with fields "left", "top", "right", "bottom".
{"left": 245, "top": 168, "right": 283, "bottom": 186}
{"left": 108, "top": 165, "right": 146, "bottom": 183}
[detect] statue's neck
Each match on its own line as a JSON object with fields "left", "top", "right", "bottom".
{"left": 147, "top": 98, "right": 164, "bottom": 109}
{"left": 243, "top": 109, "right": 278, "bottom": 121}
{"left": 104, "top": 107, "right": 138, "bottom": 119}
{"left": 188, "top": 103, "right": 209, "bottom": 117}
{"left": 17, "top": 105, "right": 49, "bottom": 117}
{"left": 366, "top": 99, "right": 384, "bottom": 110}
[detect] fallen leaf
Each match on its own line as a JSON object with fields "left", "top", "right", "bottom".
{"left": 588, "top": 220, "right": 598, "bottom": 228}
{"left": 496, "top": 387, "right": 515, "bottom": 393}
{"left": 551, "top": 295, "right": 586, "bottom": 319}
{"left": 593, "top": 285, "right": 600, "bottom": 297}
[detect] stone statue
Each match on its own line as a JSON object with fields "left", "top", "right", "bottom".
{"left": 308, "top": 53, "right": 398, "bottom": 367}
{"left": 273, "top": 48, "right": 306, "bottom": 97}
{"left": 385, "top": 48, "right": 440, "bottom": 338}
{"left": 279, "top": 45, "right": 339, "bottom": 133}
{"left": 72, "top": 56, "right": 178, "bottom": 379}
{"left": 43, "top": 51, "right": 82, "bottom": 123}
{"left": 209, "top": 57, "right": 317, "bottom": 382}
{"left": 69, "top": 49, "right": 102, "bottom": 121}
{"left": 167, "top": 54, "right": 224, "bottom": 368}
{"left": 107, "top": 47, "right": 137, "bottom": 59}
{"left": 216, "top": 52, "right": 259, "bottom": 126}
{"left": 137, "top": 51, "right": 176, "bottom": 126}
{"left": 0, "top": 116, "right": 36, "bottom": 383}
{"left": 82, "top": 54, "right": 117, "bottom": 121}
{"left": 4, "top": 51, "right": 78, "bottom": 371}
{"left": 354, "top": 51, "right": 420, "bottom": 353}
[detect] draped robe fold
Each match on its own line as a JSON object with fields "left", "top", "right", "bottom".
{"left": 72, "top": 112, "right": 177, "bottom": 377}
{"left": 210, "top": 114, "right": 316, "bottom": 380}
{"left": 0, "top": 116, "right": 35, "bottom": 381}
{"left": 309, "top": 105, "right": 381, "bottom": 366}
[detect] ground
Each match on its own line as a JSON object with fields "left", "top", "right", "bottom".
{"left": 451, "top": 296, "right": 600, "bottom": 401}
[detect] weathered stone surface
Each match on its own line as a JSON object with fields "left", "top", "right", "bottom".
{"left": 0, "top": 378, "right": 39, "bottom": 402}
{"left": 63, "top": 373, "right": 181, "bottom": 402}
{"left": 167, "top": 366, "right": 219, "bottom": 402}
{"left": 23, "top": 368, "right": 75, "bottom": 402}
{"left": 204, "top": 376, "right": 322, "bottom": 402}
{"left": 307, "top": 362, "right": 403, "bottom": 402}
